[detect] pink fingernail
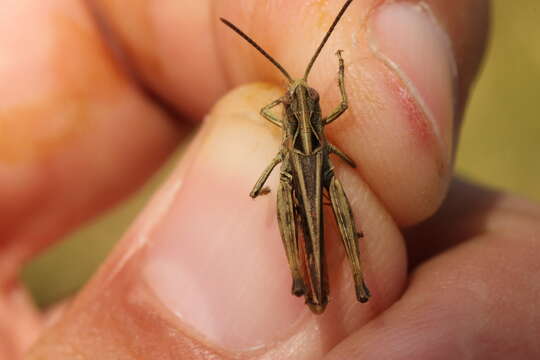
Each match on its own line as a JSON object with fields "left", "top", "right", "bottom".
{"left": 369, "top": 2, "right": 457, "bottom": 157}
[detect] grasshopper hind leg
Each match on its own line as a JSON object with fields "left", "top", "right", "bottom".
{"left": 326, "top": 170, "right": 371, "bottom": 303}
{"left": 277, "top": 171, "right": 306, "bottom": 297}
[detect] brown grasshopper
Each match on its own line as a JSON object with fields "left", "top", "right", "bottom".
{"left": 221, "top": 0, "right": 369, "bottom": 314}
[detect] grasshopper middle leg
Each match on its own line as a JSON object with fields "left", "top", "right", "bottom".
{"left": 250, "top": 154, "right": 282, "bottom": 198}
{"left": 328, "top": 143, "right": 356, "bottom": 168}
{"left": 326, "top": 169, "right": 370, "bottom": 303}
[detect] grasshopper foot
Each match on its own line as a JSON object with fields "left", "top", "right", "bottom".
{"left": 354, "top": 274, "right": 371, "bottom": 303}
{"left": 307, "top": 301, "right": 327, "bottom": 315}
{"left": 250, "top": 187, "right": 271, "bottom": 198}
{"left": 291, "top": 277, "right": 306, "bottom": 297}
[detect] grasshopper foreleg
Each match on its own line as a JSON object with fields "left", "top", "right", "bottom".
{"left": 277, "top": 170, "right": 306, "bottom": 296}
{"left": 326, "top": 171, "right": 370, "bottom": 303}
{"left": 261, "top": 98, "right": 284, "bottom": 128}
{"left": 250, "top": 154, "right": 282, "bottom": 198}
{"left": 324, "top": 50, "right": 348, "bottom": 125}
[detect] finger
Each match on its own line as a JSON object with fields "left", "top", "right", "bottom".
{"left": 90, "top": 0, "right": 489, "bottom": 225}
{"left": 405, "top": 179, "right": 528, "bottom": 267}
{"left": 0, "top": 0, "right": 182, "bottom": 282}
{"left": 87, "top": 0, "right": 229, "bottom": 119}
{"left": 324, "top": 181, "right": 540, "bottom": 360}
{"left": 0, "top": 283, "right": 41, "bottom": 358}
{"left": 27, "top": 84, "right": 406, "bottom": 359}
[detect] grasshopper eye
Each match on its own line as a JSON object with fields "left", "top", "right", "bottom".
{"left": 283, "top": 93, "right": 292, "bottom": 104}
{"left": 308, "top": 88, "right": 320, "bottom": 101}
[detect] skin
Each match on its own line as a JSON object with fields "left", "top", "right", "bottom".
{"left": 1, "top": 0, "right": 540, "bottom": 358}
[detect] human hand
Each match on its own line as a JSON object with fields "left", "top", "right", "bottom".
{"left": 4, "top": 0, "right": 540, "bottom": 359}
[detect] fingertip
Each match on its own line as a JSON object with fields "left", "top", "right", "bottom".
{"left": 28, "top": 83, "right": 408, "bottom": 359}
{"left": 28, "top": 83, "right": 310, "bottom": 358}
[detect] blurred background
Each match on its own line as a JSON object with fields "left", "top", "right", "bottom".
{"left": 22, "top": 1, "right": 540, "bottom": 307}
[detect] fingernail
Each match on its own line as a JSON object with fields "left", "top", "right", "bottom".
{"left": 143, "top": 84, "right": 306, "bottom": 352}
{"left": 369, "top": 2, "right": 457, "bottom": 156}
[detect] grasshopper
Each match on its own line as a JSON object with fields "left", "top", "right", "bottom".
{"left": 221, "top": 0, "right": 370, "bottom": 314}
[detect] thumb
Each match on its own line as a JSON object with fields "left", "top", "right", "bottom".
{"left": 26, "top": 84, "right": 406, "bottom": 359}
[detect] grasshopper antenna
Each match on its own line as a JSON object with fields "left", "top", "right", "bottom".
{"left": 303, "top": 0, "right": 353, "bottom": 80}
{"left": 220, "top": 18, "right": 293, "bottom": 82}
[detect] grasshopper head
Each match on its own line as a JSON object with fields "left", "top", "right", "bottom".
{"left": 286, "top": 80, "right": 320, "bottom": 106}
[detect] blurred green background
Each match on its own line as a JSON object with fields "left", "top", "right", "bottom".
{"left": 22, "top": 1, "right": 540, "bottom": 307}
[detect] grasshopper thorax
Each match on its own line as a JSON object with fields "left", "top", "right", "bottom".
{"left": 284, "top": 80, "right": 323, "bottom": 155}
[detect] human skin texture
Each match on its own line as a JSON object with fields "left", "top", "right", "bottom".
{"left": 3, "top": 0, "right": 540, "bottom": 359}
